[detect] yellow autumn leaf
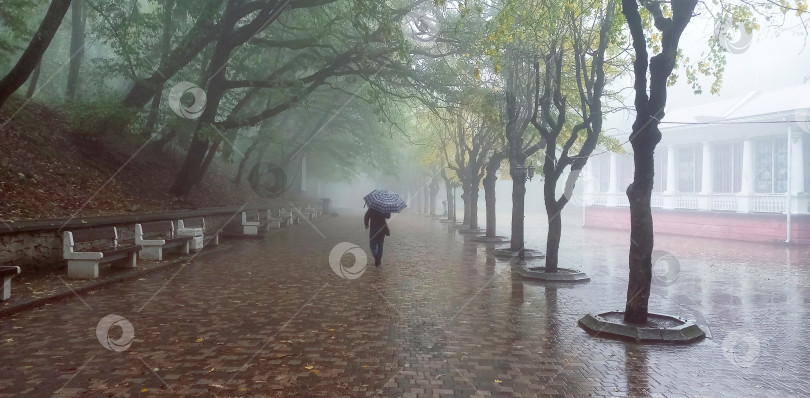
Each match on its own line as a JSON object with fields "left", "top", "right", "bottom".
{"left": 141, "top": 388, "right": 149, "bottom": 392}
{"left": 196, "top": 338, "right": 204, "bottom": 343}
{"left": 311, "top": 369, "right": 320, "bottom": 375}
{"left": 305, "top": 365, "right": 314, "bottom": 370}
{"left": 474, "top": 69, "right": 481, "bottom": 81}
{"left": 494, "top": 379, "right": 502, "bottom": 384}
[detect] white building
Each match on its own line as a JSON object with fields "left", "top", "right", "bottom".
{"left": 583, "top": 84, "right": 810, "bottom": 244}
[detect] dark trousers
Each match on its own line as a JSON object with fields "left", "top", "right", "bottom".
{"left": 369, "top": 234, "right": 385, "bottom": 262}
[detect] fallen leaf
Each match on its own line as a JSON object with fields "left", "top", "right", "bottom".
{"left": 141, "top": 388, "right": 149, "bottom": 392}
{"left": 494, "top": 380, "right": 502, "bottom": 384}
{"left": 304, "top": 365, "right": 314, "bottom": 370}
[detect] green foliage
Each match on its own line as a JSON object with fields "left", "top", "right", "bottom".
{"left": 62, "top": 100, "right": 136, "bottom": 139}
{"left": 0, "top": 0, "right": 38, "bottom": 63}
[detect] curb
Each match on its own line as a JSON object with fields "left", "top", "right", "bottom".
{"left": 0, "top": 246, "right": 227, "bottom": 319}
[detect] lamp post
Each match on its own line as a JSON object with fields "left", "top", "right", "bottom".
{"left": 514, "top": 163, "right": 536, "bottom": 261}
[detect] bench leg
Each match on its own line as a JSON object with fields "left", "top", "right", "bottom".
{"left": 243, "top": 225, "right": 258, "bottom": 235}
{"left": 1, "top": 275, "right": 14, "bottom": 301}
{"left": 270, "top": 220, "right": 281, "bottom": 229}
{"left": 208, "top": 233, "right": 219, "bottom": 246}
{"left": 181, "top": 241, "right": 190, "bottom": 255}
{"left": 68, "top": 260, "right": 99, "bottom": 279}
{"left": 139, "top": 246, "right": 163, "bottom": 261}
{"left": 112, "top": 252, "right": 137, "bottom": 269}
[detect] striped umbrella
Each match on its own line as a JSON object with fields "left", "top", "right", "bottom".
{"left": 363, "top": 189, "right": 408, "bottom": 213}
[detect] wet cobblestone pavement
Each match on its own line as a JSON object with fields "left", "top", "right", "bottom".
{"left": 1, "top": 211, "right": 809, "bottom": 397}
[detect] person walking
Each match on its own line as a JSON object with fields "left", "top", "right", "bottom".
{"left": 364, "top": 208, "right": 390, "bottom": 266}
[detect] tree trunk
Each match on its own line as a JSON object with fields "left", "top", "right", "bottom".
{"left": 460, "top": 189, "right": 470, "bottom": 225}
{"left": 170, "top": 137, "right": 209, "bottom": 196}
{"left": 25, "top": 61, "right": 42, "bottom": 99}
{"left": 621, "top": 0, "right": 696, "bottom": 323}
{"left": 66, "top": 0, "right": 85, "bottom": 99}
{"left": 169, "top": 0, "right": 239, "bottom": 196}
{"left": 545, "top": 203, "right": 562, "bottom": 273}
{"left": 483, "top": 171, "right": 497, "bottom": 237}
{"left": 429, "top": 176, "right": 439, "bottom": 216}
{"left": 0, "top": 0, "right": 72, "bottom": 108}
{"left": 423, "top": 189, "right": 430, "bottom": 215}
{"left": 191, "top": 138, "right": 222, "bottom": 186}
{"left": 449, "top": 185, "right": 456, "bottom": 222}
{"left": 624, "top": 145, "right": 656, "bottom": 323}
{"left": 143, "top": 89, "right": 164, "bottom": 136}
{"left": 483, "top": 153, "right": 505, "bottom": 237}
{"left": 510, "top": 178, "right": 526, "bottom": 251}
{"left": 469, "top": 187, "right": 479, "bottom": 229}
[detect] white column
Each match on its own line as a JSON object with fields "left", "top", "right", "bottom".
{"left": 791, "top": 134, "right": 807, "bottom": 213}
{"left": 584, "top": 162, "right": 598, "bottom": 200}
{"left": 698, "top": 142, "right": 713, "bottom": 211}
{"left": 663, "top": 146, "right": 677, "bottom": 209}
{"left": 607, "top": 152, "right": 620, "bottom": 206}
{"left": 738, "top": 139, "right": 755, "bottom": 213}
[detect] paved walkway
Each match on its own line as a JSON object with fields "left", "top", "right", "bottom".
{"left": 0, "top": 210, "right": 808, "bottom": 397}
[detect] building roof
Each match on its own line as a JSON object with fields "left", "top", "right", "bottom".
{"left": 662, "top": 83, "right": 810, "bottom": 129}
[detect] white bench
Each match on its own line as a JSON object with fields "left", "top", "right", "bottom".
{"left": 241, "top": 210, "right": 269, "bottom": 235}
{"left": 63, "top": 227, "right": 142, "bottom": 279}
{"left": 263, "top": 209, "right": 283, "bottom": 229}
{"left": 135, "top": 221, "right": 192, "bottom": 261}
{"left": 0, "top": 266, "right": 20, "bottom": 301}
{"left": 177, "top": 217, "right": 219, "bottom": 248}
{"left": 279, "top": 208, "right": 298, "bottom": 225}
{"left": 302, "top": 206, "right": 322, "bottom": 219}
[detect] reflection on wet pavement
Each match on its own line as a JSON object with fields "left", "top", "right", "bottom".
{"left": 0, "top": 212, "right": 807, "bottom": 397}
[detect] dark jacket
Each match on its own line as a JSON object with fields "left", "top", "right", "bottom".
{"left": 364, "top": 208, "right": 391, "bottom": 237}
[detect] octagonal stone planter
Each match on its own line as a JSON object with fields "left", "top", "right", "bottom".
{"left": 471, "top": 235, "right": 508, "bottom": 243}
{"left": 514, "top": 265, "right": 590, "bottom": 283}
{"left": 458, "top": 228, "right": 485, "bottom": 235}
{"left": 493, "top": 247, "right": 545, "bottom": 259}
{"left": 578, "top": 311, "right": 705, "bottom": 343}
